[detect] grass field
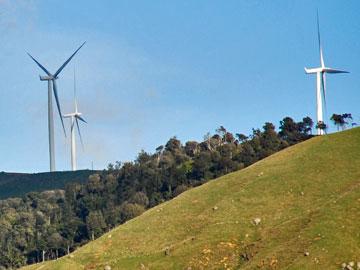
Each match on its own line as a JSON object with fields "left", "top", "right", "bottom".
{"left": 23, "top": 128, "right": 360, "bottom": 270}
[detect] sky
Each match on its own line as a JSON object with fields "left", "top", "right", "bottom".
{"left": 0, "top": 0, "right": 359, "bottom": 173}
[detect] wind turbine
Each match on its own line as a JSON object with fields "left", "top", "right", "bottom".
{"left": 63, "top": 69, "right": 87, "bottom": 171}
{"left": 304, "top": 12, "right": 348, "bottom": 135}
{"left": 27, "top": 42, "right": 86, "bottom": 171}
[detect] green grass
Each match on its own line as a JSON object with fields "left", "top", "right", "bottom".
{"left": 23, "top": 128, "right": 360, "bottom": 270}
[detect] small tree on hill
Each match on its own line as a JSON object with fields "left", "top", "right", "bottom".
{"left": 302, "top": 116, "right": 314, "bottom": 134}
{"left": 330, "top": 114, "right": 344, "bottom": 131}
{"left": 86, "top": 211, "right": 107, "bottom": 240}
{"left": 342, "top": 113, "right": 353, "bottom": 129}
{"left": 315, "top": 121, "right": 327, "bottom": 134}
{"left": 330, "top": 113, "right": 353, "bottom": 131}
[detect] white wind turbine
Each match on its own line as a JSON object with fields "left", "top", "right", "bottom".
{"left": 63, "top": 69, "right": 87, "bottom": 171}
{"left": 305, "top": 12, "right": 348, "bottom": 135}
{"left": 28, "top": 42, "right": 86, "bottom": 171}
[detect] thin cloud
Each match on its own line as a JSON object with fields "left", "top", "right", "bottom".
{"left": 0, "top": 0, "right": 37, "bottom": 33}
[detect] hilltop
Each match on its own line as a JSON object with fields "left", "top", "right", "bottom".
{"left": 0, "top": 170, "right": 96, "bottom": 199}
{"left": 0, "top": 117, "right": 314, "bottom": 269}
{"left": 22, "top": 128, "right": 360, "bottom": 269}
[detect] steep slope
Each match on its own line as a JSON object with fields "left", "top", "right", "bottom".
{"left": 23, "top": 128, "right": 360, "bottom": 270}
{"left": 0, "top": 170, "right": 96, "bottom": 199}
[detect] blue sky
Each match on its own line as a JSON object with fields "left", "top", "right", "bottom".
{"left": 0, "top": 0, "right": 359, "bottom": 172}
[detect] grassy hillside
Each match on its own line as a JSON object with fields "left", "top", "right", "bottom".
{"left": 0, "top": 170, "right": 96, "bottom": 199}
{"left": 23, "top": 128, "right": 360, "bottom": 270}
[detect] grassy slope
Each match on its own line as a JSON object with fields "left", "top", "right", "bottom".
{"left": 23, "top": 128, "right": 360, "bottom": 270}
{"left": 0, "top": 170, "right": 96, "bottom": 199}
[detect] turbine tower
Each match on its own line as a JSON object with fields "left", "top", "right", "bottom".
{"left": 304, "top": 12, "right": 348, "bottom": 135}
{"left": 28, "top": 42, "right": 86, "bottom": 171}
{"left": 63, "top": 69, "right": 87, "bottom": 171}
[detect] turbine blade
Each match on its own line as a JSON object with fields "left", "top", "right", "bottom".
{"left": 321, "top": 72, "right": 327, "bottom": 113}
{"left": 76, "top": 115, "right": 87, "bottom": 123}
{"left": 73, "top": 67, "right": 78, "bottom": 112}
{"left": 75, "top": 118, "right": 84, "bottom": 150}
{"left": 54, "top": 41, "right": 86, "bottom": 78}
{"left": 324, "top": 68, "right": 349, "bottom": 74}
{"left": 27, "top": 53, "right": 51, "bottom": 76}
{"left": 52, "top": 80, "right": 67, "bottom": 137}
{"left": 317, "top": 10, "right": 321, "bottom": 55}
{"left": 320, "top": 48, "right": 325, "bottom": 68}
{"left": 317, "top": 10, "right": 325, "bottom": 68}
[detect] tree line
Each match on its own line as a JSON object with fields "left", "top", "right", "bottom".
{"left": 316, "top": 113, "right": 355, "bottom": 133}
{"left": 0, "top": 115, "right": 323, "bottom": 269}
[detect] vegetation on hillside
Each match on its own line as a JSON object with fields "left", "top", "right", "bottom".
{"left": 0, "top": 116, "right": 313, "bottom": 269}
{"left": 22, "top": 127, "right": 360, "bottom": 270}
{"left": 330, "top": 113, "right": 354, "bottom": 131}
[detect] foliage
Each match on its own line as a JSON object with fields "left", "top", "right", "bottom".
{"left": 330, "top": 113, "right": 353, "bottom": 130}
{"left": 0, "top": 116, "right": 313, "bottom": 269}
{"left": 22, "top": 126, "right": 360, "bottom": 270}
{"left": 315, "top": 121, "right": 327, "bottom": 133}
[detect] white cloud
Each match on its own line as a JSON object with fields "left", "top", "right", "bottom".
{"left": 0, "top": 0, "right": 37, "bottom": 34}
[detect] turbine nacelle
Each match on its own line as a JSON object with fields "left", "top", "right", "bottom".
{"left": 304, "top": 67, "right": 323, "bottom": 74}
{"left": 63, "top": 112, "right": 83, "bottom": 118}
{"left": 40, "top": 75, "right": 54, "bottom": 81}
{"left": 304, "top": 67, "right": 349, "bottom": 74}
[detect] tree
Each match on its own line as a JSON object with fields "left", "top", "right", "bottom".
{"left": 330, "top": 114, "right": 344, "bottom": 131}
{"left": 235, "top": 133, "right": 248, "bottom": 143}
{"left": 86, "top": 211, "right": 107, "bottom": 240}
{"left": 211, "top": 134, "right": 222, "bottom": 148}
{"left": 301, "top": 116, "right": 314, "bottom": 134}
{"left": 136, "top": 150, "right": 152, "bottom": 164}
{"left": 331, "top": 113, "right": 353, "bottom": 131}
{"left": 156, "top": 145, "right": 164, "bottom": 153}
{"left": 129, "top": 192, "right": 149, "bottom": 207}
{"left": 215, "top": 144, "right": 239, "bottom": 176}
{"left": 184, "top": 141, "right": 199, "bottom": 157}
{"left": 87, "top": 174, "right": 104, "bottom": 193}
{"left": 278, "top": 117, "right": 311, "bottom": 144}
{"left": 224, "top": 132, "right": 235, "bottom": 144}
{"left": 216, "top": 126, "right": 227, "bottom": 142}
{"left": 47, "top": 232, "right": 65, "bottom": 259}
{"left": 315, "top": 121, "right": 327, "bottom": 134}
{"left": 120, "top": 203, "right": 145, "bottom": 222}
{"left": 259, "top": 122, "right": 283, "bottom": 158}
{"left": 342, "top": 113, "right": 353, "bottom": 129}
{"left": 192, "top": 151, "right": 213, "bottom": 180}
{"left": 235, "top": 141, "right": 256, "bottom": 166}
{"left": 155, "top": 145, "right": 164, "bottom": 163}
{"left": 60, "top": 213, "right": 83, "bottom": 255}
{"left": 173, "top": 184, "right": 189, "bottom": 197}
{"left": 165, "top": 137, "right": 181, "bottom": 153}
{"left": 202, "top": 132, "right": 212, "bottom": 151}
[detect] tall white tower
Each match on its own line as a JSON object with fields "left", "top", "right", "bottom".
{"left": 63, "top": 70, "right": 87, "bottom": 171}
{"left": 304, "top": 12, "right": 348, "bottom": 135}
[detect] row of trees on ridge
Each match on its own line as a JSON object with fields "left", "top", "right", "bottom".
{"left": 0, "top": 113, "right": 356, "bottom": 269}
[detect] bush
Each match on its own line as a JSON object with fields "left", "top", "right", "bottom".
{"left": 129, "top": 192, "right": 149, "bottom": 207}
{"left": 120, "top": 203, "right": 145, "bottom": 222}
{"left": 173, "top": 184, "right": 189, "bottom": 197}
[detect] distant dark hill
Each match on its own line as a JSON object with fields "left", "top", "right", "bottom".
{"left": 0, "top": 170, "right": 97, "bottom": 199}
